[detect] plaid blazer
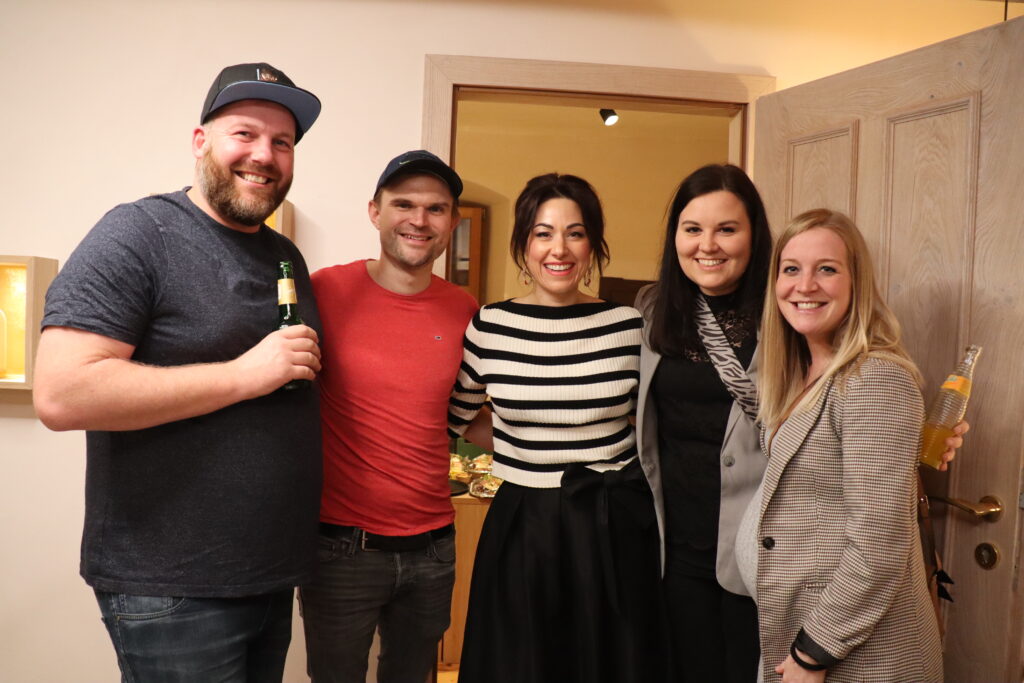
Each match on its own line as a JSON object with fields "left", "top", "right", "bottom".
{"left": 755, "top": 357, "right": 943, "bottom": 682}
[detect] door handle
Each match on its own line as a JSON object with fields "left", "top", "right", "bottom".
{"left": 930, "top": 495, "right": 1003, "bottom": 522}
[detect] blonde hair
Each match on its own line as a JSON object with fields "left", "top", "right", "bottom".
{"left": 757, "top": 209, "right": 921, "bottom": 428}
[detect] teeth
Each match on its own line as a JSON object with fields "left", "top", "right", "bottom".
{"left": 697, "top": 259, "right": 725, "bottom": 266}
{"left": 795, "top": 302, "right": 824, "bottom": 309}
{"left": 403, "top": 234, "right": 429, "bottom": 241}
{"left": 239, "top": 172, "right": 270, "bottom": 184}
{"left": 545, "top": 264, "right": 572, "bottom": 271}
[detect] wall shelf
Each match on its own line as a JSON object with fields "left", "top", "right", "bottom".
{"left": 0, "top": 256, "right": 58, "bottom": 391}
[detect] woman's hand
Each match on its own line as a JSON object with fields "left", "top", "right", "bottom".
{"left": 463, "top": 404, "right": 494, "bottom": 452}
{"left": 936, "top": 420, "right": 970, "bottom": 471}
{"left": 776, "top": 653, "right": 828, "bottom": 683}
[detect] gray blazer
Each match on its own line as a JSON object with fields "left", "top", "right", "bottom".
{"left": 754, "top": 358, "right": 942, "bottom": 682}
{"left": 635, "top": 288, "right": 765, "bottom": 594}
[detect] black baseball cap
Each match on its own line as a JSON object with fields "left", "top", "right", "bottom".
{"left": 374, "top": 150, "right": 463, "bottom": 199}
{"left": 200, "top": 62, "right": 321, "bottom": 143}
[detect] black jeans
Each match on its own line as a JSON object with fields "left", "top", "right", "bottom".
{"left": 94, "top": 589, "right": 293, "bottom": 683}
{"left": 663, "top": 552, "right": 760, "bottom": 683}
{"left": 299, "top": 527, "right": 455, "bottom": 683}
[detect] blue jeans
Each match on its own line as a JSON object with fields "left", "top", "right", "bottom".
{"left": 94, "top": 589, "right": 294, "bottom": 683}
{"left": 299, "top": 527, "right": 455, "bottom": 683}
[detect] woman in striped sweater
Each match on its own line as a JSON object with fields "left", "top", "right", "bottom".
{"left": 449, "top": 173, "right": 666, "bottom": 683}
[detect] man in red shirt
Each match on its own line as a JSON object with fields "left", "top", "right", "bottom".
{"left": 301, "top": 151, "right": 479, "bottom": 683}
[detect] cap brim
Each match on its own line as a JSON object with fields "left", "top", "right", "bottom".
{"left": 380, "top": 159, "right": 463, "bottom": 198}
{"left": 206, "top": 81, "right": 321, "bottom": 139}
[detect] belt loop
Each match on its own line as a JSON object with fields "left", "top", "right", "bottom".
{"left": 359, "top": 528, "right": 369, "bottom": 552}
{"left": 347, "top": 528, "right": 361, "bottom": 556}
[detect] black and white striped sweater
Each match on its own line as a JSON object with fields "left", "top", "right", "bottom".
{"left": 448, "top": 299, "right": 643, "bottom": 488}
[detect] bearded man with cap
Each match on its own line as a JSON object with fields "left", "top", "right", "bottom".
{"left": 299, "top": 150, "right": 479, "bottom": 683}
{"left": 33, "top": 63, "right": 324, "bottom": 682}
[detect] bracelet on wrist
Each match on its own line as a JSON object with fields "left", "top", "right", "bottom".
{"left": 790, "top": 643, "right": 828, "bottom": 672}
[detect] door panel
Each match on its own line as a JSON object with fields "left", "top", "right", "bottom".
{"left": 755, "top": 17, "right": 1024, "bottom": 683}
{"left": 884, "top": 95, "right": 979, "bottom": 379}
{"left": 786, "top": 124, "right": 859, "bottom": 218}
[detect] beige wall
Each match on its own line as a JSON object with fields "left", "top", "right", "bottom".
{"left": 2, "top": 1, "right": 1021, "bottom": 680}
{"left": 455, "top": 97, "right": 731, "bottom": 303}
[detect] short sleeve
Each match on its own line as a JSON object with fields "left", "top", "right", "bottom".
{"left": 43, "top": 202, "right": 166, "bottom": 346}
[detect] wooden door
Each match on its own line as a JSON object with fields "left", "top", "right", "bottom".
{"left": 754, "top": 17, "right": 1024, "bottom": 683}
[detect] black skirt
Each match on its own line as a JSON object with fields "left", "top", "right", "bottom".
{"left": 458, "top": 459, "right": 669, "bottom": 683}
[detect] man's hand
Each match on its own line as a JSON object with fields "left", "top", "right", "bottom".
{"left": 34, "top": 325, "right": 321, "bottom": 432}
{"left": 231, "top": 325, "right": 321, "bottom": 398}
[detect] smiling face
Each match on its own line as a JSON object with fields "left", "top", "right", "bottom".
{"left": 369, "top": 173, "right": 457, "bottom": 272}
{"left": 192, "top": 100, "right": 296, "bottom": 232}
{"left": 524, "top": 197, "right": 592, "bottom": 306}
{"left": 776, "top": 227, "right": 852, "bottom": 348}
{"left": 675, "top": 190, "right": 753, "bottom": 297}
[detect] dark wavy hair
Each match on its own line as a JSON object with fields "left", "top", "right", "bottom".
{"left": 509, "top": 173, "right": 610, "bottom": 276}
{"left": 644, "top": 164, "right": 772, "bottom": 356}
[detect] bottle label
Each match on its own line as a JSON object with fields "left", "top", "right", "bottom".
{"left": 940, "top": 375, "right": 971, "bottom": 395}
{"left": 277, "top": 278, "right": 297, "bottom": 305}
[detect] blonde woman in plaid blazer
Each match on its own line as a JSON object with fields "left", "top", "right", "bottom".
{"left": 749, "top": 210, "right": 943, "bottom": 683}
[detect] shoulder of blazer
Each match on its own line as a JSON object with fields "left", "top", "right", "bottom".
{"left": 634, "top": 283, "right": 655, "bottom": 314}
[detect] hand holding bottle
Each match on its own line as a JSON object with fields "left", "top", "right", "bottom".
{"left": 233, "top": 325, "right": 321, "bottom": 398}
{"left": 920, "top": 345, "right": 981, "bottom": 470}
{"left": 276, "top": 260, "right": 312, "bottom": 390}
{"left": 931, "top": 420, "right": 970, "bottom": 471}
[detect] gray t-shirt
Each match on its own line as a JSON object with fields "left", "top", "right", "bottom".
{"left": 43, "top": 190, "right": 323, "bottom": 597}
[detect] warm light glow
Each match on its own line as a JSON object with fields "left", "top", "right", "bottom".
{"left": 0, "top": 264, "right": 27, "bottom": 378}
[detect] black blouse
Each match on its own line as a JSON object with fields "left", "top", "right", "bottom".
{"left": 651, "top": 292, "right": 756, "bottom": 574}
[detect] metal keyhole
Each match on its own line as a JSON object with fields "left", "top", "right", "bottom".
{"left": 974, "top": 542, "right": 999, "bottom": 570}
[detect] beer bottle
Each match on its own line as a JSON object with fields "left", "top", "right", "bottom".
{"left": 920, "top": 345, "right": 981, "bottom": 469}
{"left": 277, "top": 260, "right": 309, "bottom": 390}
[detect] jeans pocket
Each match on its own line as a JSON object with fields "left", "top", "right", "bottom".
{"left": 107, "top": 593, "right": 187, "bottom": 621}
{"left": 429, "top": 533, "right": 456, "bottom": 564}
{"left": 317, "top": 532, "right": 353, "bottom": 563}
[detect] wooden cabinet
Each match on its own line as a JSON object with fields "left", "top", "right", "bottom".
{"left": 445, "top": 205, "right": 485, "bottom": 303}
{"left": 439, "top": 494, "right": 491, "bottom": 671}
{"left": 0, "top": 255, "right": 58, "bottom": 390}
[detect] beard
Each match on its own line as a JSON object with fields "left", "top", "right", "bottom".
{"left": 197, "top": 148, "right": 292, "bottom": 227}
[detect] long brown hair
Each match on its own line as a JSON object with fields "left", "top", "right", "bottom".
{"left": 643, "top": 164, "right": 772, "bottom": 356}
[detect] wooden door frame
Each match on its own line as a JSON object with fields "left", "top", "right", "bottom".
{"left": 420, "top": 54, "right": 775, "bottom": 168}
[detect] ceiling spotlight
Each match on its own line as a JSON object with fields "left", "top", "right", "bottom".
{"left": 599, "top": 108, "right": 619, "bottom": 126}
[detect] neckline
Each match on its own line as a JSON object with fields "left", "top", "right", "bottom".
{"left": 490, "top": 298, "right": 617, "bottom": 318}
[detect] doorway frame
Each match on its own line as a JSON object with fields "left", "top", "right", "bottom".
{"left": 420, "top": 54, "right": 775, "bottom": 168}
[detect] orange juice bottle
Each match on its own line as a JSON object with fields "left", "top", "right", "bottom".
{"left": 920, "top": 345, "right": 981, "bottom": 469}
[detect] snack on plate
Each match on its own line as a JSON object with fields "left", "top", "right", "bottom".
{"left": 469, "top": 473, "right": 502, "bottom": 498}
{"left": 468, "top": 453, "right": 493, "bottom": 474}
{"left": 449, "top": 455, "right": 471, "bottom": 483}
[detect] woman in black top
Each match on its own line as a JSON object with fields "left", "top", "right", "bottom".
{"left": 636, "top": 164, "right": 773, "bottom": 683}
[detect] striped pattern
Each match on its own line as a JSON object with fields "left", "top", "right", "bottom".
{"left": 694, "top": 294, "right": 759, "bottom": 421}
{"left": 754, "top": 358, "right": 943, "bottom": 682}
{"left": 449, "top": 300, "right": 643, "bottom": 488}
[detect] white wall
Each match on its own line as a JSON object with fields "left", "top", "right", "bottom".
{"left": 3, "top": 1, "right": 1021, "bottom": 680}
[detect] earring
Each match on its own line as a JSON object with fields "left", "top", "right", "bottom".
{"left": 583, "top": 265, "right": 593, "bottom": 288}
{"left": 520, "top": 268, "right": 533, "bottom": 286}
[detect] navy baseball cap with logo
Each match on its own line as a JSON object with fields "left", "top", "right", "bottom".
{"left": 200, "top": 62, "right": 321, "bottom": 142}
{"left": 374, "top": 150, "right": 464, "bottom": 199}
